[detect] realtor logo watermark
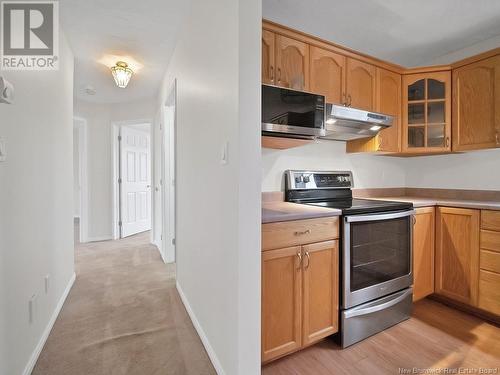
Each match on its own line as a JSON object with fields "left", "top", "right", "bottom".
{"left": 0, "top": 1, "right": 59, "bottom": 70}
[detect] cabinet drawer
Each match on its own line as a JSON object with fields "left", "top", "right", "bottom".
{"left": 478, "top": 270, "right": 500, "bottom": 316}
{"left": 481, "top": 210, "right": 500, "bottom": 232}
{"left": 480, "top": 230, "right": 500, "bottom": 252}
{"left": 480, "top": 249, "right": 500, "bottom": 274}
{"left": 262, "top": 217, "right": 339, "bottom": 251}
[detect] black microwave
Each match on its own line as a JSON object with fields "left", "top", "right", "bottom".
{"left": 262, "top": 85, "right": 326, "bottom": 138}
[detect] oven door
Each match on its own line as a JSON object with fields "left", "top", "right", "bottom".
{"left": 343, "top": 210, "right": 415, "bottom": 309}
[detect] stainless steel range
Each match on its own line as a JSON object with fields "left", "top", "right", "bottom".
{"left": 285, "top": 170, "right": 415, "bottom": 348}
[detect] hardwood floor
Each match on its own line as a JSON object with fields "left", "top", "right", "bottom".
{"left": 262, "top": 298, "right": 500, "bottom": 375}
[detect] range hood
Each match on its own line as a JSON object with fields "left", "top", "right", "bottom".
{"left": 321, "top": 104, "right": 393, "bottom": 141}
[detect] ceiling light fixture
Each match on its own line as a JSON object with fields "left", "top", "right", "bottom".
{"left": 111, "top": 61, "right": 133, "bottom": 88}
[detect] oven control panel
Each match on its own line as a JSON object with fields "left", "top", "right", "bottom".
{"left": 286, "top": 170, "right": 353, "bottom": 190}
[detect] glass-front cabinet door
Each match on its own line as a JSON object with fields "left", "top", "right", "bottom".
{"left": 402, "top": 71, "right": 451, "bottom": 153}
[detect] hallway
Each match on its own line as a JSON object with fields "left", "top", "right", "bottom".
{"left": 32, "top": 231, "right": 216, "bottom": 375}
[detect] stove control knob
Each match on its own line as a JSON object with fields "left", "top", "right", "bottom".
{"left": 295, "top": 175, "right": 304, "bottom": 183}
{"left": 303, "top": 175, "right": 310, "bottom": 183}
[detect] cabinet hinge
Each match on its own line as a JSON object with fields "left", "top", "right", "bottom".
{"left": 118, "top": 135, "right": 122, "bottom": 141}
{"left": 118, "top": 221, "right": 122, "bottom": 226}
{"left": 118, "top": 178, "right": 122, "bottom": 184}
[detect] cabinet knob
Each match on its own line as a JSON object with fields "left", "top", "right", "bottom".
{"left": 294, "top": 229, "right": 311, "bottom": 236}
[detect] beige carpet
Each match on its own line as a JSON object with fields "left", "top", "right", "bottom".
{"left": 33, "top": 230, "right": 216, "bottom": 375}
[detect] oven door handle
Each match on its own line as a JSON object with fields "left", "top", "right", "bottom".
{"left": 344, "top": 289, "right": 412, "bottom": 318}
{"left": 345, "top": 209, "right": 416, "bottom": 223}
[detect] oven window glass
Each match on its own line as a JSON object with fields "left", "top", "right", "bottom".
{"left": 350, "top": 216, "right": 410, "bottom": 292}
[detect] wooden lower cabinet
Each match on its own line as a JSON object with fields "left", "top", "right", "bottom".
{"left": 435, "top": 207, "right": 480, "bottom": 306}
{"left": 262, "top": 233, "right": 339, "bottom": 363}
{"left": 302, "top": 240, "right": 339, "bottom": 346}
{"left": 412, "top": 207, "right": 435, "bottom": 301}
{"left": 478, "top": 210, "right": 500, "bottom": 316}
{"left": 262, "top": 246, "right": 302, "bottom": 362}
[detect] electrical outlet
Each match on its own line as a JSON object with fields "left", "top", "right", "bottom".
{"left": 29, "top": 294, "right": 37, "bottom": 324}
{"left": 44, "top": 275, "right": 50, "bottom": 294}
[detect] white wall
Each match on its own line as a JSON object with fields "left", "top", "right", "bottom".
{"left": 0, "top": 32, "right": 75, "bottom": 375}
{"left": 262, "top": 140, "right": 407, "bottom": 191}
{"left": 74, "top": 98, "right": 155, "bottom": 240}
{"left": 154, "top": 0, "right": 261, "bottom": 373}
{"left": 405, "top": 149, "right": 500, "bottom": 191}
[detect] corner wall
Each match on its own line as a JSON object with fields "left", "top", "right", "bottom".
{"left": 155, "top": 0, "right": 261, "bottom": 373}
{"left": 0, "top": 32, "right": 75, "bottom": 375}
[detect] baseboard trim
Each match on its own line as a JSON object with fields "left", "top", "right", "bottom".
{"left": 23, "top": 272, "right": 76, "bottom": 375}
{"left": 83, "top": 235, "right": 112, "bottom": 243}
{"left": 176, "top": 281, "right": 225, "bottom": 375}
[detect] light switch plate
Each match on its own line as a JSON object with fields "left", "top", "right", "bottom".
{"left": 0, "top": 137, "right": 5, "bottom": 162}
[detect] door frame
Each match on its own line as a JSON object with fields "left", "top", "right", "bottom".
{"left": 161, "top": 79, "right": 177, "bottom": 263}
{"left": 111, "top": 119, "right": 153, "bottom": 240}
{"left": 73, "top": 117, "right": 89, "bottom": 243}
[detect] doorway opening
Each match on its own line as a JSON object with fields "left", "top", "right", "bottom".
{"left": 112, "top": 121, "right": 153, "bottom": 239}
{"left": 73, "top": 117, "right": 88, "bottom": 244}
{"left": 154, "top": 80, "right": 177, "bottom": 264}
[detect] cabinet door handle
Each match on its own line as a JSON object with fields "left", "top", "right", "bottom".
{"left": 270, "top": 66, "right": 274, "bottom": 82}
{"left": 496, "top": 131, "right": 499, "bottom": 145}
{"left": 277, "top": 68, "right": 281, "bottom": 83}
{"left": 296, "top": 251, "right": 302, "bottom": 269}
{"left": 413, "top": 215, "right": 417, "bottom": 225}
{"left": 304, "top": 251, "right": 311, "bottom": 269}
{"left": 445, "top": 136, "right": 450, "bottom": 148}
{"left": 294, "top": 229, "right": 311, "bottom": 236}
{"left": 347, "top": 94, "right": 352, "bottom": 107}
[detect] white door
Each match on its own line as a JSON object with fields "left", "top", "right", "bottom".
{"left": 120, "top": 126, "right": 151, "bottom": 237}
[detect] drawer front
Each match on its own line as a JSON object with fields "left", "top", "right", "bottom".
{"left": 478, "top": 270, "right": 500, "bottom": 316}
{"left": 262, "top": 217, "right": 339, "bottom": 251}
{"left": 480, "top": 249, "right": 500, "bottom": 274}
{"left": 481, "top": 210, "right": 500, "bottom": 232}
{"left": 480, "top": 230, "right": 500, "bottom": 252}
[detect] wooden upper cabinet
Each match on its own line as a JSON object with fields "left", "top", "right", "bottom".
{"left": 435, "top": 207, "right": 480, "bottom": 306}
{"left": 345, "top": 67, "right": 401, "bottom": 154}
{"left": 262, "top": 30, "right": 276, "bottom": 85}
{"left": 413, "top": 207, "right": 435, "bottom": 301}
{"left": 346, "top": 58, "right": 377, "bottom": 111}
{"left": 376, "top": 68, "right": 402, "bottom": 152}
{"left": 309, "top": 46, "right": 346, "bottom": 104}
{"left": 275, "top": 35, "right": 309, "bottom": 91}
{"left": 262, "top": 246, "right": 302, "bottom": 363}
{"left": 402, "top": 71, "right": 452, "bottom": 153}
{"left": 452, "top": 55, "right": 500, "bottom": 151}
{"left": 302, "top": 240, "right": 339, "bottom": 346}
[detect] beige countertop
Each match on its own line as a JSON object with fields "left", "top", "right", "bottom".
{"left": 262, "top": 201, "right": 341, "bottom": 224}
{"left": 366, "top": 196, "right": 500, "bottom": 211}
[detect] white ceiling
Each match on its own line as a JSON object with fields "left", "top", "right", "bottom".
{"left": 60, "top": 0, "right": 190, "bottom": 103}
{"left": 263, "top": 0, "right": 500, "bottom": 67}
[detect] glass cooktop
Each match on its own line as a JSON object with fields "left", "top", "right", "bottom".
{"left": 304, "top": 198, "right": 413, "bottom": 215}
